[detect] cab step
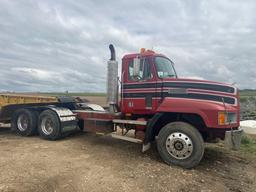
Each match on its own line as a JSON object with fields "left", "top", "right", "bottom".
{"left": 110, "top": 132, "right": 143, "bottom": 144}
{"left": 113, "top": 119, "right": 147, "bottom": 125}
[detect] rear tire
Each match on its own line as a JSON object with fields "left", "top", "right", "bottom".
{"left": 11, "top": 109, "right": 38, "bottom": 136}
{"left": 38, "top": 110, "right": 61, "bottom": 140}
{"left": 157, "top": 121, "right": 204, "bottom": 169}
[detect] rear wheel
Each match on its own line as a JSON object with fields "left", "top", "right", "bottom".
{"left": 157, "top": 121, "right": 204, "bottom": 169}
{"left": 38, "top": 110, "right": 61, "bottom": 140}
{"left": 11, "top": 109, "right": 38, "bottom": 136}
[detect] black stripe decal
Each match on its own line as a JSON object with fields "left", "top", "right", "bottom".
{"left": 124, "top": 83, "right": 157, "bottom": 89}
{"left": 123, "top": 82, "right": 235, "bottom": 93}
{"left": 123, "top": 92, "right": 235, "bottom": 104}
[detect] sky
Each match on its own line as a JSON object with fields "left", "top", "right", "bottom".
{"left": 0, "top": 0, "right": 255, "bottom": 92}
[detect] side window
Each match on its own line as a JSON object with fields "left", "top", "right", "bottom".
{"left": 142, "top": 58, "right": 152, "bottom": 80}
{"left": 128, "top": 58, "right": 152, "bottom": 81}
{"left": 128, "top": 62, "right": 134, "bottom": 79}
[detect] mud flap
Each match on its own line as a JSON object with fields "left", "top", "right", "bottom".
{"left": 224, "top": 129, "right": 243, "bottom": 150}
{"left": 142, "top": 143, "right": 151, "bottom": 152}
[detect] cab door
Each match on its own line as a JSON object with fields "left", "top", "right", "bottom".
{"left": 123, "top": 56, "right": 157, "bottom": 114}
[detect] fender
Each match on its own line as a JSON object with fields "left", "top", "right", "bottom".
{"left": 46, "top": 106, "right": 77, "bottom": 122}
{"left": 144, "top": 97, "right": 238, "bottom": 144}
{"left": 37, "top": 106, "right": 78, "bottom": 133}
{"left": 157, "top": 97, "right": 239, "bottom": 127}
{"left": 157, "top": 98, "right": 213, "bottom": 126}
{"left": 144, "top": 112, "right": 163, "bottom": 144}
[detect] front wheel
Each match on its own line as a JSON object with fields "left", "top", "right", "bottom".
{"left": 157, "top": 121, "right": 204, "bottom": 169}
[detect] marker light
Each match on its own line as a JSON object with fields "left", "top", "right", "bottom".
{"left": 218, "top": 112, "right": 237, "bottom": 125}
{"left": 140, "top": 48, "right": 146, "bottom": 53}
{"left": 218, "top": 112, "right": 226, "bottom": 125}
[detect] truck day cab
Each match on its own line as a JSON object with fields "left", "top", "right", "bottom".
{"left": 0, "top": 44, "right": 242, "bottom": 168}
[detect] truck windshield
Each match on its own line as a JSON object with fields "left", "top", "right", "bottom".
{"left": 155, "top": 57, "right": 177, "bottom": 78}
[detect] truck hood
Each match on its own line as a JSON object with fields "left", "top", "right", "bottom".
{"left": 160, "top": 78, "right": 238, "bottom": 106}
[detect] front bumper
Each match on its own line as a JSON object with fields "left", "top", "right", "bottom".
{"left": 224, "top": 128, "right": 243, "bottom": 150}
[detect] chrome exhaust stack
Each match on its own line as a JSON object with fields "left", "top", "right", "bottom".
{"left": 107, "top": 44, "right": 118, "bottom": 113}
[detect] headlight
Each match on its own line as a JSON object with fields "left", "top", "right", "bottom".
{"left": 218, "top": 112, "right": 237, "bottom": 125}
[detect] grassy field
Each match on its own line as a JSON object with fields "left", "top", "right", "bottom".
{"left": 240, "top": 89, "right": 256, "bottom": 99}
{"left": 240, "top": 134, "right": 256, "bottom": 158}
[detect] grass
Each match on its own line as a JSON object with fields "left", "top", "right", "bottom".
{"left": 240, "top": 89, "right": 256, "bottom": 99}
{"left": 240, "top": 97, "right": 248, "bottom": 102}
{"left": 239, "top": 134, "right": 256, "bottom": 158}
{"left": 237, "top": 90, "right": 256, "bottom": 103}
{"left": 241, "top": 134, "right": 254, "bottom": 145}
{"left": 203, "top": 135, "right": 256, "bottom": 166}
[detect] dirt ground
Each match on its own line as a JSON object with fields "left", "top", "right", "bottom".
{"left": 0, "top": 126, "right": 255, "bottom": 192}
{"left": 0, "top": 95, "right": 256, "bottom": 192}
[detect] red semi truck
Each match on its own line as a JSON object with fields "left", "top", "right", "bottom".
{"left": 0, "top": 44, "right": 242, "bottom": 168}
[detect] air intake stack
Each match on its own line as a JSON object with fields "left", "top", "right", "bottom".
{"left": 107, "top": 44, "right": 118, "bottom": 113}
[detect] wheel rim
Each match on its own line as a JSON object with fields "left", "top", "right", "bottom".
{"left": 165, "top": 132, "right": 193, "bottom": 160}
{"left": 17, "top": 114, "right": 29, "bottom": 131}
{"left": 41, "top": 117, "right": 54, "bottom": 135}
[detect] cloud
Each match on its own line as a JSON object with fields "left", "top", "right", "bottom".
{"left": 0, "top": 0, "right": 255, "bottom": 92}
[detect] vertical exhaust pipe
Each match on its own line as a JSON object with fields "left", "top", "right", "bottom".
{"left": 107, "top": 44, "right": 118, "bottom": 113}
{"left": 109, "top": 44, "right": 116, "bottom": 61}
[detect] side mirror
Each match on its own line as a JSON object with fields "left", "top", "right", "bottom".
{"left": 133, "top": 57, "right": 140, "bottom": 77}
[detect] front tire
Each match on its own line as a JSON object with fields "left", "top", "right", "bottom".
{"left": 38, "top": 110, "right": 62, "bottom": 140}
{"left": 157, "top": 121, "right": 204, "bottom": 169}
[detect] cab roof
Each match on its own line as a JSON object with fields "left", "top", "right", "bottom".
{"left": 122, "top": 51, "right": 166, "bottom": 60}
